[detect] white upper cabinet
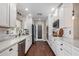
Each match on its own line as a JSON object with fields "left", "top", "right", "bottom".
{"left": 23, "top": 15, "right": 32, "bottom": 29}
{"left": 9, "top": 3, "right": 16, "bottom": 27}
{"left": 0, "top": 3, "right": 16, "bottom": 27}
{"left": 23, "top": 16, "right": 28, "bottom": 29}
{"left": 63, "top": 3, "right": 73, "bottom": 27}
{"left": 59, "top": 5, "right": 64, "bottom": 28}
{"left": 0, "top": 3, "right": 9, "bottom": 27}
{"left": 59, "top": 3, "right": 73, "bottom": 28}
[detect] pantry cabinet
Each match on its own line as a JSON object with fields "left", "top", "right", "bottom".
{"left": 0, "top": 3, "right": 16, "bottom": 27}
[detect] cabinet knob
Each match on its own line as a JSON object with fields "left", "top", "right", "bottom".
{"left": 61, "top": 44, "right": 63, "bottom": 46}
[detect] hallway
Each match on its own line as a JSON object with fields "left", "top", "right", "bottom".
{"left": 26, "top": 41, "right": 55, "bottom": 56}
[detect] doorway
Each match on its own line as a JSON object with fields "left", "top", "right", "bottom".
{"left": 38, "top": 25, "right": 42, "bottom": 39}
{"left": 35, "top": 21, "right": 45, "bottom": 41}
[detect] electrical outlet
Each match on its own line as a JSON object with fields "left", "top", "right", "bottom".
{"left": 69, "top": 30, "right": 71, "bottom": 34}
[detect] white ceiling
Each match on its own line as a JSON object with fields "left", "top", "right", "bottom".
{"left": 17, "top": 3, "right": 60, "bottom": 20}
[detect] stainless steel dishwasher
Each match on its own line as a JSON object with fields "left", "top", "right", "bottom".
{"left": 18, "top": 39, "right": 26, "bottom": 56}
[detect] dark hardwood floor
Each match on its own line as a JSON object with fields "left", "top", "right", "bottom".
{"left": 26, "top": 41, "right": 55, "bottom": 56}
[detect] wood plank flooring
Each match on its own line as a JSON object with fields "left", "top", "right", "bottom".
{"left": 26, "top": 41, "right": 55, "bottom": 56}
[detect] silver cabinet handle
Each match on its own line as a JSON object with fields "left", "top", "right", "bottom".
{"left": 60, "top": 48, "right": 63, "bottom": 51}
{"left": 19, "top": 42, "right": 23, "bottom": 44}
{"left": 9, "top": 48, "right": 13, "bottom": 51}
{"left": 61, "top": 44, "right": 63, "bottom": 46}
{"left": 19, "top": 41, "right": 24, "bottom": 44}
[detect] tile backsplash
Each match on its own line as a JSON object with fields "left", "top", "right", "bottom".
{"left": 0, "top": 28, "right": 8, "bottom": 34}
{"left": 0, "top": 28, "right": 16, "bottom": 42}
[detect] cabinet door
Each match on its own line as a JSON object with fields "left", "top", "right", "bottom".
{"left": 23, "top": 16, "right": 32, "bottom": 30}
{"left": 0, "top": 3, "right": 9, "bottom": 27}
{"left": 25, "top": 37, "right": 29, "bottom": 53}
{"left": 25, "top": 36, "right": 32, "bottom": 53}
{"left": 63, "top": 41, "right": 72, "bottom": 56}
{"left": 63, "top": 3, "right": 73, "bottom": 27}
{"left": 23, "top": 16, "right": 28, "bottom": 29}
{"left": 59, "top": 4, "right": 64, "bottom": 28}
{"left": 9, "top": 3, "right": 16, "bottom": 27}
{"left": 55, "top": 40, "right": 63, "bottom": 56}
{"left": 28, "top": 36, "right": 32, "bottom": 48}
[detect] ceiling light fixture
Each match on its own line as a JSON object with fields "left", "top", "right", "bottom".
{"left": 72, "top": 7, "right": 75, "bottom": 20}
{"left": 25, "top": 8, "right": 28, "bottom": 11}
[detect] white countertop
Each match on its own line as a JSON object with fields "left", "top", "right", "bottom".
{"left": 0, "top": 34, "right": 32, "bottom": 53}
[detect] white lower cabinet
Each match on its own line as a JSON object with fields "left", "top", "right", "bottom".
{"left": 63, "top": 50, "right": 71, "bottom": 56}
{"left": 63, "top": 42, "right": 72, "bottom": 56}
{"left": 48, "top": 38, "right": 73, "bottom": 56}
{"left": 72, "top": 46, "right": 79, "bottom": 56}
{"left": 0, "top": 44, "right": 18, "bottom": 56}
{"left": 25, "top": 36, "right": 32, "bottom": 54}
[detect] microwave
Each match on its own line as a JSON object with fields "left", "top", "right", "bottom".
{"left": 53, "top": 19, "right": 59, "bottom": 28}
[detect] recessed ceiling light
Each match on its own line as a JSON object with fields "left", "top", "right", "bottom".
{"left": 28, "top": 14, "right": 32, "bottom": 16}
{"left": 51, "top": 8, "right": 55, "bottom": 11}
{"left": 25, "top": 8, "right": 28, "bottom": 11}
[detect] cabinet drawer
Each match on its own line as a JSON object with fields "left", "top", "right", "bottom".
{"left": 63, "top": 50, "right": 71, "bottom": 56}
{"left": 63, "top": 42, "right": 72, "bottom": 55}
{"left": 0, "top": 44, "right": 18, "bottom": 56}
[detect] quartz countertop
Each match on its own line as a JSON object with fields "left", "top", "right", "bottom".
{"left": 0, "top": 34, "right": 32, "bottom": 53}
